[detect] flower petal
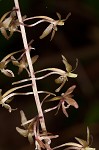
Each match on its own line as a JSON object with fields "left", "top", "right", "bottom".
{"left": 31, "top": 55, "right": 39, "bottom": 64}
{"left": 62, "top": 55, "right": 72, "bottom": 72}
{"left": 20, "top": 110, "right": 28, "bottom": 127}
{"left": 16, "top": 127, "right": 28, "bottom": 137}
{"left": 28, "top": 133, "right": 33, "bottom": 144}
{"left": 64, "top": 85, "right": 76, "bottom": 96}
{"left": 65, "top": 97, "right": 78, "bottom": 109}
{"left": 67, "top": 72, "right": 77, "bottom": 78}
{"left": 2, "top": 103, "right": 12, "bottom": 112}
{"left": 62, "top": 102, "right": 69, "bottom": 117}
{"left": 50, "top": 29, "right": 56, "bottom": 41}
{"left": 0, "top": 28, "right": 9, "bottom": 39}
{"left": 1, "top": 69, "right": 14, "bottom": 77}
{"left": 0, "top": 11, "right": 11, "bottom": 22}
{"left": 56, "top": 12, "right": 61, "bottom": 20}
{"left": 75, "top": 137, "right": 88, "bottom": 147}
{"left": 40, "top": 24, "right": 53, "bottom": 39}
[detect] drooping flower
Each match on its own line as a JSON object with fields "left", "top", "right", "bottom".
{"left": 0, "top": 7, "right": 26, "bottom": 39}
{"left": 0, "top": 8, "right": 18, "bottom": 39}
{"left": 0, "top": 49, "right": 23, "bottom": 77}
{"left": 16, "top": 110, "right": 36, "bottom": 144}
{"left": 16, "top": 110, "right": 58, "bottom": 149}
{"left": 11, "top": 54, "right": 39, "bottom": 76}
{"left": 44, "top": 85, "right": 78, "bottom": 117}
{"left": 35, "top": 55, "right": 78, "bottom": 92}
{"left": 55, "top": 55, "right": 78, "bottom": 92}
{"left": 23, "top": 12, "right": 71, "bottom": 40}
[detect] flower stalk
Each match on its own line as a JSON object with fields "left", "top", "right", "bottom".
{"left": 13, "top": 0, "right": 50, "bottom": 148}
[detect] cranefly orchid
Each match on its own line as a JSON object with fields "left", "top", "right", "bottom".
{"left": 35, "top": 55, "right": 78, "bottom": 92}
{"left": 11, "top": 54, "right": 39, "bottom": 76}
{"left": 44, "top": 85, "right": 78, "bottom": 117}
{"left": 16, "top": 110, "right": 58, "bottom": 149}
{"left": 0, "top": 49, "right": 23, "bottom": 77}
{"left": 0, "top": 0, "right": 96, "bottom": 149}
{"left": 0, "top": 7, "right": 27, "bottom": 39}
{"left": 23, "top": 12, "right": 71, "bottom": 40}
{"left": 0, "top": 8, "right": 19, "bottom": 39}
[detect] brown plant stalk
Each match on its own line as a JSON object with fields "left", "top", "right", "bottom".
{"left": 13, "top": 0, "right": 49, "bottom": 148}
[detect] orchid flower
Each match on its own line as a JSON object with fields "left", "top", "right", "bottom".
{"left": 44, "top": 85, "right": 78, "bottom": 117}
{"left": 0, "top": 49, "right": 23, "bottom": 77}
{"left": 11, "top": 54, "right": 39, "bottom": 76}
{"left": 35, "top": 55, "right": 78, "bottom": 92}
{"left": 0, "top": 8, "right": 19, "bottom": 39}
{"left": 24, "top": 12, "right": 71, "bottom": 40}
{"left": 53, "top": 127, "right": 95, "bottom": 150}
{"left": 16, "top": 110, "right": 37, "bottom": 144}
{"left": 0, "top": 7, "right": 27, "bottom": 39}
{"left": 16, "top": 110, "right": 58, "bottom": 149}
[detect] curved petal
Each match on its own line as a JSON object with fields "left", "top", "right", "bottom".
{"left": 56, "top": 12, "right": 61, "bottom": 20}
{"left": 50, "top": 29, "right": 56, "bottom": 41}
{"left": 75, "top": 137, "right": 88, "bottom": 147}
{"left": 28, "top": 133, "right": 33, "bottom": 144}
{"left": 61, "top": 55, "right": 72, "bottom": 72}
{"left": 16, "top": 127, "right": 28, "bottom": 137}
{"left": 40, "top": 24, "right": 53, "bottom": 39}
{"left": 64, "top": 85, "right": 76, "bottom": 96}
{"left": 2, "top": 103, "right": 12, "bottom": 112}
{"left": 20, "top": 110, "right": 28, "bottom": 128}
{"left": 65, "top": 97, "right": 79, "bottom": 109}
{"left": 0, "top": 28, "right": 9, "bottom": 39}
{"left": 1, "top": 69, "right": 14, "bottom": 77}
{"left": 0, "top": 11, "right": 11, "bottom": 22}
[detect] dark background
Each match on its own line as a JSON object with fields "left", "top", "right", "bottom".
{"left": 0, "top": 0, "right": 99, "bottom": 149}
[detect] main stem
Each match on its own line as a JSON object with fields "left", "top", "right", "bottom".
{"left": 14, "top": 0, "right": 47, "bottom": 135}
